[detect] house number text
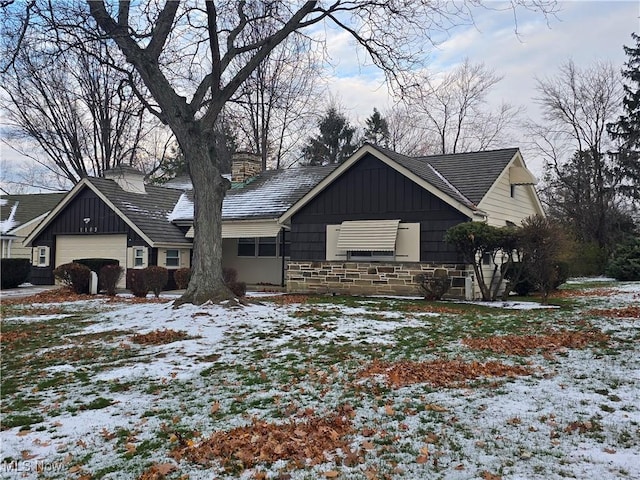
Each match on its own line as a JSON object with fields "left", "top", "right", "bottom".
{"left": 79, "top": 226, "right": 99, "bottom": 233}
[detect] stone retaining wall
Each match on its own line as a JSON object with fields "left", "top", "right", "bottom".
{"left": 286, "top": 261, "right": 472, "bottom": 298}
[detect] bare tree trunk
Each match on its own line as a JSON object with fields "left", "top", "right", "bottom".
{"left": 174, "top": 134, "right": 234, "bottom": 306}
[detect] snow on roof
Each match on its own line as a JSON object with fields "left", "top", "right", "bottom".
{"left": 0, "top": 201, "right": 19, "bottom": 234}
{"left": 167, "top": 192, "right": 195, "bottom": 222}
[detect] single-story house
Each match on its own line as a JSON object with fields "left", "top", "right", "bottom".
{"left": 279, "top": 144, "right": 542, "bottom": 298}
{"left": 1, "top": 193, "right": 67, "bottom": 260}
{"left": 24, "top": 144, "right": 542, "bottom": 298}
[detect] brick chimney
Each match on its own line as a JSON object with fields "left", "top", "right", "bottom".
{"left": 231, "top": 152, "right": 262, "bottom": 183}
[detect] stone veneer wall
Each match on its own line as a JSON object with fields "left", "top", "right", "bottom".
{"left": 287, "top": 261, "right": 472, "bottom": 298}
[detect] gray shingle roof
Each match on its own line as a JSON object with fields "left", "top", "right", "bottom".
{"left": 376, "top": 146, "right": 519, "bottom": 206}
{"left": 87, "top": 178, "right": 190, "bottom": 245}
{"left": 1, "top": 193, "right": 67, "bottom": 233}
{"left": 170, "top": 165, "right": 337, "bottom": 221}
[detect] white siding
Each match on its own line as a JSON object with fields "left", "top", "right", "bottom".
{"left": 478, "top": 157, "right": 543, "bottom": 227}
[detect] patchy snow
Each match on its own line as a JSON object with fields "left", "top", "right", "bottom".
{"left": 1, "top": 283, "right": 639, "bottom": 479}
{"left": 460, "top": 300, "right": 560, "bottom": 310}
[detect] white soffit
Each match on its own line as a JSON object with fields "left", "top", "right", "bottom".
{"left": 336, "top": 219, "right": 401, "bottom": 251}
{"left": 509, "top": 166, "right": 537, "bottom": 185}
{"left": 185, "top": 222, "right": 282, "bottom": 239}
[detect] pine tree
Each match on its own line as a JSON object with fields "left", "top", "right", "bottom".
{"left": 363, "top": 108, "right": 390, "bottom": 147}
{"left": 302, "top": 107, "right": 357, "bottom": 165}
{"left": 608, "top": 32, "right": 640, "bottom": 200}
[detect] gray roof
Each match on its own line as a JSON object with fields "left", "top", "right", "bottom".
{"left": 171, "top": 165, "right": 337, "bottom": 221}
{"left": 376, "top": 146, "right": 519, "bottom": 207}
{"left": 87, "top": 178, "right": 190, "bottom": 245}
{"left": 1, "top": 193, "right": 67, "bottom": 234}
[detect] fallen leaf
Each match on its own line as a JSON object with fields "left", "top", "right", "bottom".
{"left": 324, "top": 470, "right": 339, "bottom": 478}
{"left": 384, "top": 405, "right": 394, "bottom": 415}
{"left": 362, "top": 441, "right": 375, "bottom": 450}
{"left": 416, "top": 454, "right": 429, "bottom": 464}
{"left": 210, "top": 401, "right": 220, "bottom": 414}
{"left": 21, "top": 450, "right": 37, "bottom": 460}
{"left": 16, "top": 430, "right": 30, "bottom": 437}
{"left": 604, "top": 448, "right": 617, "bottom": 454}
{"left": 425, "top": 403, "right": 448, "bottom": 412}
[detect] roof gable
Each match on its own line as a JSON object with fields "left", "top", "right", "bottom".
{"left": 25, "top": 178, "right": 189, "bottom": 247}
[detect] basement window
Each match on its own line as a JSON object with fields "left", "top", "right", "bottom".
{"left": 348, "top": 250, "right": 395, "bottom": 261}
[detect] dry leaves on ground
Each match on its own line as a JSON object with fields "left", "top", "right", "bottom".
{"left": 359, "top": 359, "right": 533, "bottom": 388}
{"left": 170, "top": 411, "right": 353, "bottom": 472}
{"left": 404, "top": 304, "right": 464, "bottom": 314}
{"left": 131, "top": 329, "right": 189, "bottom": 345}
{"left": 551, "top": 288, "right": 617, "bottom": 298}
{"left": 587, "top": 306, "right": 640, "bottom": 319}
{"left": 462, "top": 330, "right": 609, "bottom": 356}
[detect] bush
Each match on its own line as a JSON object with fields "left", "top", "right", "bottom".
{"left": 223, "top": 267, "right": 246, "bottom": 297}
{"left": 503, "top": 263, "right": 536, "bottom": 296}
{"left": 415, "top": 269, "right": 451, "bottom": 300}
{"left": 566, "top": 243, "right": 607, "bottom": 277}
{"left": 99, "top": 264, "right": 124, "bottom": 296}
{"left": 127, "top": 269, "right": 149, "bottom": 298}
{"left": 53, "top": 262, "right": 91, "bottom": 294}
{"left": 1, "top": 258, "right": 31, "bottom": 289}
{"left": 145, "top": 266, "right": 168, "bottom": 298}
{"left": 606, "top": 237, "right": 640, "bottom": 281}
{"left": 174, "top": 267, "right": 191, "bottom": 289}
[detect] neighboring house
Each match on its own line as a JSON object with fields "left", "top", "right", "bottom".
{"left": 25, "top": 166, "right": 191, "bottom": 288}
{"left": 1, "top": 193, "right": 67, "bottom": 260}
{"left": 279, "top": 143, "right": 543, "bottom": 298}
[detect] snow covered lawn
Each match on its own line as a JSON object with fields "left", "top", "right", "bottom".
{"left": 1, "top": 281, "right": 639, "bottom": 479}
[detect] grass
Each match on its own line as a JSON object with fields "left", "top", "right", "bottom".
{"left": 1, "top": 284, "right": 638, "bottom": 479}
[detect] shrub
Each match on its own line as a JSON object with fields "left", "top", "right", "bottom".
{"left": 174, "top": 267, "right": 191, "bottom": 289}
{"left": 606, "top": 237, "right": 640, "bottom": 281}
{"left": 145, "top": 266, "right": 169, "bottom": 298}
{"left": 99, "top": 264, "right": 124, "bottom": 296}
{"left": 415, "top": 269, "right": 451, "bottom": 300}
{"left": 53, "top": 262, "right": 91, "bottom": 294}
{"left": 503, "top": 262, "right": 536, "bottom": 296}
{"left": 223, "top": 267, "right": 246, "bottom": 297}
{"left": 127, "top": 269, "right": 149, "bottom": 298}
{"left": 1, "top": 258, "right": 31, "bottom": 289}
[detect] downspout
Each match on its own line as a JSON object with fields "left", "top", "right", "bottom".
{"left": 280, "top": 228, "right": 285, "bottom": 287}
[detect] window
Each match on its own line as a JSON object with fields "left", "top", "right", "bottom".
{"left": 510, "top": 184, "right": 516, "bottom": 198}
{"left": 237, "top": 238, "right": 256, "bottom": 257}
{"left": 38, "top": 247, "right": 47, "bottom": 266}
{"left": 166, "top": 249, "right": 180, "bottom": 267}
{"left": 482, "top": 252, "right": 492, "bottom": 265}
{"left": 348, "top": 250, "right": 395, "bottom": 261}
{"left": 134, "top": 248, "right": 145, "bottom": 267}
{"left": 258, "top": 237, "right": 277, "bottom": 257}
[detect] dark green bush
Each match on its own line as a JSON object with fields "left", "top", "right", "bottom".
{"left": 1, "top": 258, "right": 31, "bottom": 289}
{"left": 606, "top": 237, "right": 640, "bottom": 281}
{"left": 174, "top": 267, "right": 191, "bottom": 289}
{"left": 145, "top": 266, "right": 168, "bottom": 298}
{"left": 127, "top": 269, "right": 149, "bottom": 298}
{"left": 99, "top": 264, "right": 124, "bottom": 296}
{"left": 74, "top": 258, "right": 119, "bottom": 273}
{"left": 53, "top": 262, "right": 91, "bottom": 294}
{"left": 415, "top": 269, "right": 451, "bottom": 300}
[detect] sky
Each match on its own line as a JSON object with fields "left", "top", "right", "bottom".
{"left": 318, "top": 0, "right": 639, "bottom": 175}
{"left": 0, "top": 1, "right": 638, "bottom": 191}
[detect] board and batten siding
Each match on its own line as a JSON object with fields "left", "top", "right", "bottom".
{"left": 290, "top": 153, "right": 469, "bottom": 263}
{"left": 29, "top": 186, "right": 149, "bottom": 285}
{"left": 478, "top": 159, "right": 543, "bottom": 227}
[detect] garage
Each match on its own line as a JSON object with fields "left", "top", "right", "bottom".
{"left": 55, "top": 235, "right": 128, "bottom": 288}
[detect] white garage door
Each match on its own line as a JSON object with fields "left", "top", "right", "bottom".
{"left": 55, "top": 235, "right": 128, "bottom": 288}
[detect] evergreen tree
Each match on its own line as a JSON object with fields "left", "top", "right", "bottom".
{"left": 608, "top": 32, "right": 640, "bottom": 200}
{"left": 363, "top": 108, "right": 390, "bottom": 147}
{"left": 302, "top": 107, "right": 357, "bottom": 165}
